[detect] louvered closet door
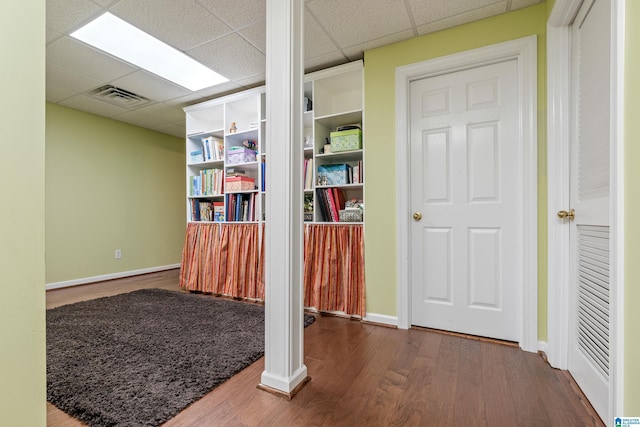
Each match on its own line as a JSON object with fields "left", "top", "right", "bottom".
{"left": 568, "top": 0, "right": 611, "bottom": 422}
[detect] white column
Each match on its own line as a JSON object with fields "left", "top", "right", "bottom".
{"left": 260, "top": 0, "right": 307, "bottom": 396}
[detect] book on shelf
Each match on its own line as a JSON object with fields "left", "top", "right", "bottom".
{"left": 352, "top": 160, "right": 362, "bottom": 184}
{"left": 225, "top": 193, "right": 256, "bottom": 222}
{"left": 201, "top": 136, "right": 224, "bottom": 162}
{"left": 190, "top": 168, "right": 224, "bottom": 196}
{"left": 315, "top": 188, "right": 328, "bottom": 222}
{"left": 332, "top": 187, "right": 346, "bottom": 211}
{"left": 303, "top": 158, "right": 313, "bottom": 190}
{"left": 190, "top": 199, "right": 218, "bottom": 222}
{"left": 190, "top": 199, "right": 199, "bottom": 221}
{"left": 213, "top": 201, "right": 224, "bottom": 222}
{"left": 261, "top": 161, "right": 266, "bottom": 192}
{"left": 326, "top": 188, "right": 339, "bottom": 222}
{"left": 314, "top": 187, "right": 346, "bottom": 222}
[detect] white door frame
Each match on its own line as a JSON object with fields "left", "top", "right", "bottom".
{"left": 546, "top": 0, "right": 625, "bottom": 417}
{"left": 395, "top": 36, "right": 538, "bottom": 353}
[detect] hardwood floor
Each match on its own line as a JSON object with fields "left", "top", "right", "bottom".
{"left": 46, "top": 270, "right": 603, "bottom": 426}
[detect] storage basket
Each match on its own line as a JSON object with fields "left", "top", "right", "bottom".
{"left": 339, "top": 209, "right": 363, "bottom": 222}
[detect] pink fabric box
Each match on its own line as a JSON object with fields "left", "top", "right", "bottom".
{"left": 226, "top": 176, "right": 255, "bottom": 192}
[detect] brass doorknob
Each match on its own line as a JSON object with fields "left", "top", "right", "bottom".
{"left": 557, "top": 209, "right": 575, "bottom": 221}
{"left": 413, "top": 212, "right": 423, "bottom": 221}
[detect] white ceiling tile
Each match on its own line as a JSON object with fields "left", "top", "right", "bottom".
{"left": 59, "top": 95, "right": 130, "bottom": 117}
{"left": 47, "top": 28, "right": 63, "bottom": 44}
{"left": 47, "top": 37, "right": 137, "bottom": 83}
{"left": 408, "top": 0, "right": 500, "bottom": 26}
{"left": 153, "top": 123, "right": 186, "bottom": 139}
{"left": 46, "top": 62, "right": 104, "bottom": 94}
{"left": 111, "top": 71, "right": 192, "bottom": 102}
{"left": 306, "top": 0, "right": 412, "bottom": 48}
{"left": 110, "top": 0, "right": 231, "bottom": 51}
{"left": 417, "top": 2, "right": 508, "bottom": 36}
{"left": 239, "top": 21, "right": 266, "bottom": 54}
{"left": 46, "top": 85, "right": 76, "bottom": 103}
{"left": 304, "top": 8, "right": 338, "bottom": 59}
{"left": 194, "top": 81, "right": 244, "bottom": 98}
{"left": 304, "top": 52, "right": 349, "bottom": 74}
{"left": 342, "top": 29, "right": 416, "bottom": 60}
{"left": 46, "top": 0, "right": 102, "bottom": 34}
{"left": 132, "top": 103, "right": 186, "bottom": 124}
{"left": 197, "top": 0, "right": 265, "bottom": 30}
{"left": 111, "top": 109, "right": 173, "bottom": 130}
{"left": 510, "top": 0, "right": 543, "bottom": 11}
{"left": 90, "top": 0, "right": 118, "bottom": 6}
{"left": 164, "top": 93, "right": 208, "bottom": 109}
{"left": 189, "top": 33, "right": 265, "bottom": 81}
{"left": 45, "top": 0, "right": 523, "bottom": 136}
{"left": 235, "top": 74, "right": 266, "bottom": 88}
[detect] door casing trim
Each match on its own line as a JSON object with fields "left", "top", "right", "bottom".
{"left": 395, "top": 35, "right": 538, "bottom": 352}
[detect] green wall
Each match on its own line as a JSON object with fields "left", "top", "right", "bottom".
{"left": 46, "top": 104, "right": 186, "bottom": 284}
{"left": 625, "top": 0, "right": 640, "bottom": 414}
{"left": 0, "top": 0, "right": 46, "bottom": 424}
{"left": 363, "top": 4, "right": 548, "bottom": 340}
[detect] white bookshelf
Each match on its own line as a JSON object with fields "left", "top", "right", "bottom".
{"left": 184, "top": 87, "right": 264, "bottom": 223}
{"left": 183, "top": 60, "right": 364, "bottom": 225}
{"left": 306, "top": 60, "right": 364, "bottom": 223}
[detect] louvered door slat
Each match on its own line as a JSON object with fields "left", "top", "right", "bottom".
{"left": 576, "top": 225, "right": 609, "bottom": 380}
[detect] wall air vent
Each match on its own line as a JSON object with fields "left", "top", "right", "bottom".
{"left": 89, "top": 85, "right": 150, "bottom": 109}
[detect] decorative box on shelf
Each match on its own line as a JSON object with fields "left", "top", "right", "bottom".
{"left": 227, "top": 147, "right": 256, "bottom": 165}
{"left": 226, "top": 176, "right": 255, "bottom": 192}
{"left": 339, "top": 209, "right": 363, "bottom": 222}
{"left": 317, "top": 164, "right": 350, "bottom": 185}
{"left": 189, "top": 150, "right": 204, "bottom": 163}
{"left": 330, "top": 128, "right": 362, "bottom": 152}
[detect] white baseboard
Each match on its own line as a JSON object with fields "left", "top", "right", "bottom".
{"left": 363, "top": 313, "right": 398, "bottom": 327}
{"left": 45, "top": 264, "right": 180, "bottom": 290}
{"left": 538, "top": 340, "right": 548, "bottom": 354}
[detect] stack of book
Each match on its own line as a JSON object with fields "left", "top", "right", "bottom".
{"left": 189, "top": 168, "right": 224, "bottom": 196}
{"left": 190, "top": 200, "right": 224, "bottom": 222}
{"left": 201, "top": 136, "right": 224, "bottom": 161}
{"left": 315, "top": 187, "right": 346, "bottom": 222}
{"left": 225, "top": 193, "right": 256, "bottom": 222}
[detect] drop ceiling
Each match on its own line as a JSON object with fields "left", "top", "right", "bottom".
{"left": 46, "top": 0, "right": 542, "bottom": 139}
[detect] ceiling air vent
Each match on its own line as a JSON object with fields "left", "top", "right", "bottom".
{"left": 90, "top": 85, "right": 150, "bottom": 109}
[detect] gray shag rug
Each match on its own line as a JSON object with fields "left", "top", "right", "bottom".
{"left": 47, "top": 288, "right": 315, "bottom": 427}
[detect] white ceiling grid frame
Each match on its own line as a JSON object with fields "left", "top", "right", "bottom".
{"left": 196, "top": 0, "right": 266, "bottom": 30}
{"left": 47, "top": 37, "right": 137, "bottom": 83}
{"left": 60, "top": 95, "right": 130, "bottom": 118}
{"left": 408, "top": 0, "right": 504, "bottom": 24}
{"left": 46, "top": 0, "right": 102, "bottom": 34}
{"left": 188, "top": 33, "right": 266, "bottom": 81}
{"left": 306, "top": 0, "right": 413, "bottom": 48}
{"left": 416, "top": 2, "right": 509, "bottom": 35}
{"left": 111, "top": 71, "right": 191, "bottom": 103}
{"left": 44, "top": 0, "right": 545, "bottom": 138}
{"left": 110, "top": 0, "right": 232, "bottom": 51}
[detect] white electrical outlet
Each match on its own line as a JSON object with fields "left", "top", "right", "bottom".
{"left": 115, "top": 249, "right": 122, "bottom": 259}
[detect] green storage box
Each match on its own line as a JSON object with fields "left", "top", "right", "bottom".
{"left": 330, "top": 128, "right": 362, "bottom": 152}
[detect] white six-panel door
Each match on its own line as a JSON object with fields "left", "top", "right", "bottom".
{"left": 409, "top": 60, "right": 521, "bottom": 341}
